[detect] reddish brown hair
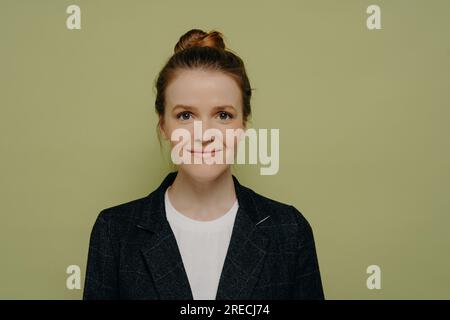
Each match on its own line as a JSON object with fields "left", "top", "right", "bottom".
{"left": 154, "top": 29, "right": 253, "bottom": 143}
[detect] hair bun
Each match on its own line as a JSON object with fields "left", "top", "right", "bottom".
{"left": 174, "top": 29, "right": 226, "bottom": 54}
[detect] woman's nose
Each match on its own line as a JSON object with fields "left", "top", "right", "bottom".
{"left": 192, "top": 120, "right": 212, "bottom": 140}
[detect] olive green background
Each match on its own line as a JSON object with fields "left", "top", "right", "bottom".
{"left": 1, "top": 0, "right": 449, "bottom": 299}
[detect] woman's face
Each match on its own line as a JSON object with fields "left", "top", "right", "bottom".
{"left": 160, "top": 69, "right": 246, "bottom": 181}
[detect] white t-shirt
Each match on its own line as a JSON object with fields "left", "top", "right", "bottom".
{"left": 164, "top": 186, "right": 238, "bottom": 300}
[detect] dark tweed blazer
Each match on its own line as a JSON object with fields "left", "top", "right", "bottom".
{"left": 83, "top": 171, "right": 325, "bottom": 300}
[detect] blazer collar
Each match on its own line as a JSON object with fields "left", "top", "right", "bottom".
{"left": 136, "top": 171, "right": 271, "bottom": 300}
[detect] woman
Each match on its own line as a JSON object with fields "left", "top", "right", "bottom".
{"left": 83, "top": 29, "right": 325, "bottom": 300}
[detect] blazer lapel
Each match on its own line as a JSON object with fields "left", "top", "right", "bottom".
{"left": 136, "top": 171, "right": 271, "bottom": 300}
{"left": 137, "top": 172, "right": 193, "bottom": 299}
{"left": 215, "top": 176, "right": 271, "bottom": 299}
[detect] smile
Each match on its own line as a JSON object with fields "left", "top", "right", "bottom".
{"left": 188, "top": 149, "right": 223, "bottom": 154}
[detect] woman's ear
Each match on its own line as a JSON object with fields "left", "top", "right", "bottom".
{"left": 242, "top": 119, "right": 247, "bottom": 131}
{"left": 158, "top": 117, "right": 169, "bottom": 140}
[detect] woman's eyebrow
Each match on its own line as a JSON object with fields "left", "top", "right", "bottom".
{"left": 211, "top": 105, "right": 236, "bottom": 112}
{"left": 173, "top": 104, "right": 197, "bottom": 111}
{"left": 172, "top": 104, "right": 236, "bottom": 112}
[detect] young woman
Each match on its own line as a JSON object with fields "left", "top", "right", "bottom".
{"left": 83, "top": 29, "right": 325, "bottom": 300}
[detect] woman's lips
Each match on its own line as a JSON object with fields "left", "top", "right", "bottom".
{"left": 188, "top": 149, "right": 222, "bottom": 154}
{"left": 187, "top": 149, "right": 223, "bottom": 159}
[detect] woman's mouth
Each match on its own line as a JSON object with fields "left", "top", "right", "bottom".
{"left": 188, "top": 149, "right": 223, "bottom": 156}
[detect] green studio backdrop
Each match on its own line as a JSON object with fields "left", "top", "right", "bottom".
{"left": 1, "top": 0, "right": 449, "bottom": 299}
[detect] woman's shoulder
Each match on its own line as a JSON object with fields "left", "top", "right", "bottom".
{"left": 92, "top": 193, "right": 152, "bottom": 232}
{"left": 242, "top": 185, "right": 313, "bottom": 231}
{"left": 243, "top": 186, "right": 317, "bottom": 249}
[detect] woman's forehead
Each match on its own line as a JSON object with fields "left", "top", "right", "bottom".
{"left": 165, "top": 69, "right": 241, "bottom": 110}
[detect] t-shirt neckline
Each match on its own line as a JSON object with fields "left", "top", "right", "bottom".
{"left": 164, "top": 186, "right": 238, "bottom": 231}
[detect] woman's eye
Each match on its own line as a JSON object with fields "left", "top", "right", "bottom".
{"left": 218, "top": 111, "right": 233, "bottom": 121}
{"left": 177, "top": 111, "right": 192, "bottom": 121}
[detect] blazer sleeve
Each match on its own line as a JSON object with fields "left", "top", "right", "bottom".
{"left": 83, "top": 210, "right": 119, "bottom": 300}
{"left": 291, "top": 206, "right": 325, "bottom": 300}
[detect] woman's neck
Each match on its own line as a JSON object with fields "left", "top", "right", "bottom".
{"left": 167, "top": 168, "right": 237, "bottom": 221}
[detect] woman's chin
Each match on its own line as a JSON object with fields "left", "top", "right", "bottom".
{"left": 179, "top": 163, "right": 230, "bottom": 182}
